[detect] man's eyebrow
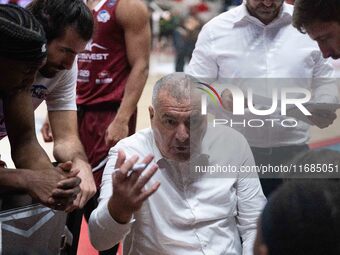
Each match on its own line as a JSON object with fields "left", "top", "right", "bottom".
{"left": 162, "top": 113, "right": 176, "bottom": 119}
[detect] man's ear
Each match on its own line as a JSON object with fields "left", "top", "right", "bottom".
{"left": 149, "top": 106, "right": 154, "bottom": 120}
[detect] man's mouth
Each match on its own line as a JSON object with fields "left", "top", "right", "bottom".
{"left": 258, "top": 8, "right": 275, "bottom": 14}
{"left": 175, "top": 146, "right": 189, "bottom": 152}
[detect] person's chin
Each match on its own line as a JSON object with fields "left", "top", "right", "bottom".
{"left": 173, "top": 151, "right": 191, "bottom": 162}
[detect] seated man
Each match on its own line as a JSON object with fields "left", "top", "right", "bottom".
{"left": 254, "top": 180, "right": 340, "bottom": 255}
{"left": 89, "top": 73, "right": 266, "bottom": 255}
{"left": 0, "top": 4, "right": 80, "bottom": 211}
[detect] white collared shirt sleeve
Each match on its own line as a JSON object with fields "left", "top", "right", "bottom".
{"left": 187, "top": 24, "right": 218, "bottom": 83}
{"left": 311, "top": 54, "right": 338, "bottom": 103}
{"left": 88, "top": 147, "right": 134, "bottom": 251}
{"left": 235, "top": 142, "right": 267, "bottom": 255}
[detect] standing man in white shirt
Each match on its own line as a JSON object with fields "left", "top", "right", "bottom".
{"left": 292, "top": 0, "right": 340, "bottom": 59}
{"left": 88, "top": 73, "right": 266, "bottom": 255}
{"left": 187, "top": 0, "right": 338, "bottom": 196}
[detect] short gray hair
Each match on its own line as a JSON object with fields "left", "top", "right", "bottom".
{"left": 152, "top": 72, "right": 198, "bottom": 107}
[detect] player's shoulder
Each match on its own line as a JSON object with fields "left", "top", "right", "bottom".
{"left": 116, "top": 0, "right": 149, "bottom": 26}
{"left": 117, "top": 0, "right": 148, "bottom": 16}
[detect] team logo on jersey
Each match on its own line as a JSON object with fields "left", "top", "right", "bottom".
{"left": 84, "top": 40, "right": 108, "bottom": 51}
{"left": 97, "top": 10, "right": 110, "bottom": 23}
{"left": 31, "top": 85, "right": 48, "bottom": 100}
{"left": 107, "top": 0, "right": 116, "bottom": 7}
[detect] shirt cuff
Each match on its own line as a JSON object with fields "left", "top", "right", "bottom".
{"left": 96, "top": 200, "right": 135, "bottom": 232}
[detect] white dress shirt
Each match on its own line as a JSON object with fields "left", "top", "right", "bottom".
{"left": 89, "top": 127, "right": 266, "bottom": 255}
{"left": 187, "top": 3, "right": 338, "bottom": 148}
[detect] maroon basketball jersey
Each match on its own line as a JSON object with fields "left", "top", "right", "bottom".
{"left": 77, "top": 0, "right": 131, "bottom": 106}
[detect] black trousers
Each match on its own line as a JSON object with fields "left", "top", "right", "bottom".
{"left": 251, "top": 144, "right": 309, "bottom": 197}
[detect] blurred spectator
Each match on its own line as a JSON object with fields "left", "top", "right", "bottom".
{"left": 173, "top": 15, "right": 201, "bottom": 71}
{"left": 158, "top": 11, "right": 179, "bottom": 49}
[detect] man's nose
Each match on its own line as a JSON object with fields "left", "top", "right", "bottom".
{"left": 318, "top": 43, "right": 332, "bottom": 59}
{"left": 175, "top": 123, "right": 189, "bottom": 142}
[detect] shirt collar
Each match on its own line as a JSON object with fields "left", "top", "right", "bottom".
{"left": 149, "top": 130, "right": 164, "bottom": 164}
{"left": 233, "top": 2, "right": 292, "bottom": 27}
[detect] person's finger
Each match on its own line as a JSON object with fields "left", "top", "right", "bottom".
{"left": 57, "top": 177, "right": 81, "bottom": 189}
{"left": 73, "top": 193, "right": 82, "bottom": 208}
{"left": 56, "top": 199, "right": 78, "bottom": 212}
{"left": 133, "top": 164, "right": 158, "bottom": 191}
{"left": 105, "top": 130, "right": 116, "bottom": 147}
{"left": 52, "top": 187, "right": 80, "bottom": 198}
{"left": 53, "top": 203, "right": 66, "bottom": 211}
{"left": 47, "top": 196, "right": 55, "bottom": 205}
{"left": 78, "top": 192, "right": 89, "bottom": 208}
{"left": 114, "top": 150, "right": 126, "bottom": 169}
{"left": 57, "top": 161, "right": 73, "bottom": 173}
{"left": 57, "top": 168, "right": 80, "bottom": 180}
{"left": 129, "top": 155, "right": 154, "bottom": 184}
{"left": 119, "top": 155, "right": 139, "bottom": 175}
{"left": 41, "top": 123, "right": 53, "bottom": 142}
{"left": 65, "top": 204, "right": 77, "bottom": 213}
{"left": 129, "top": 170, "right": 142, "bottom": 184}
{"left": 309, "top": 115, "right": 333, "bottom": 128}
{"left": 137, "top": 182, "right": 160, "bottom": 202}
{"left": 106, "top": 138, "right": 115, "bottom": 147}
{"left": 50, "top": 197, "right": 75, "bottom": 211}
{"left": 141, "top": 154, "right": 154, "bottom": 165}
{"left": 113, "top": 170, "right": 126, "bottom": 183}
